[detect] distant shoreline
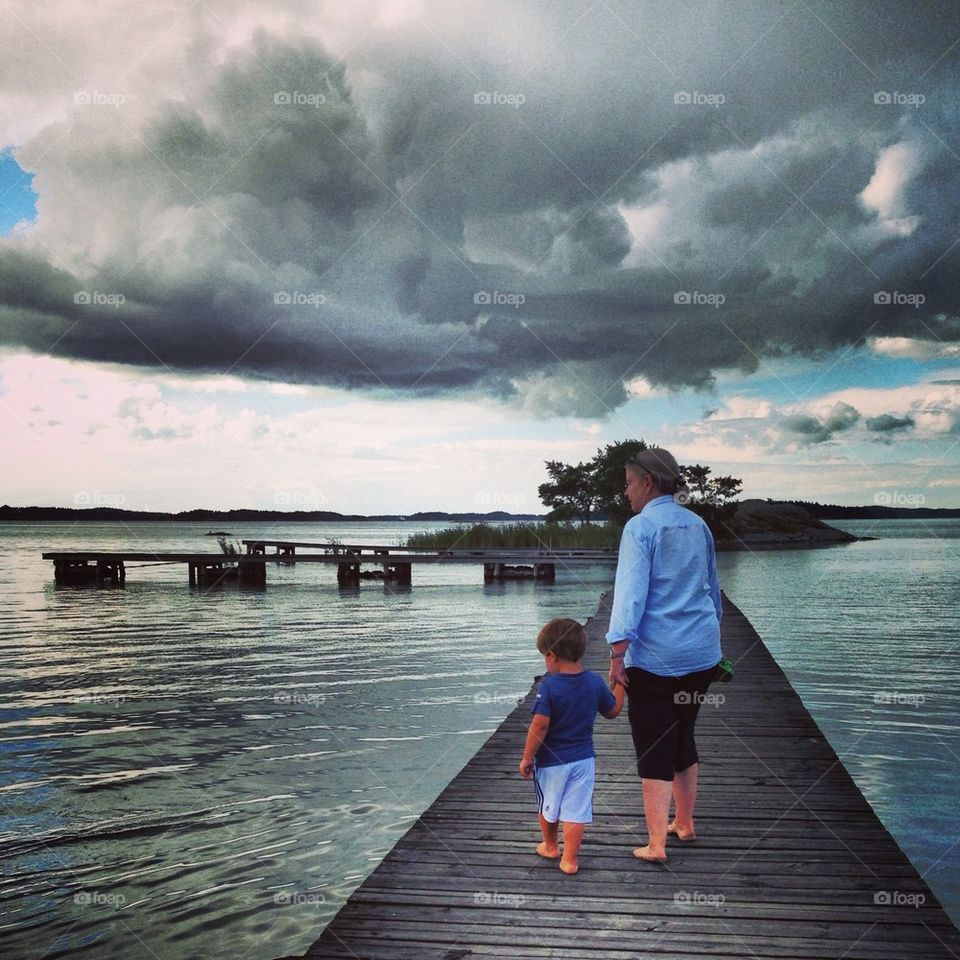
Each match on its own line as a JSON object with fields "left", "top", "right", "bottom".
{"left": 2, "top": 502, "right": 959, "bottom": 522}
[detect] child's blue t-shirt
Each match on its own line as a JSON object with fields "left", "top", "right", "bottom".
{"left": 530, "top": 670, "right": 616, "bottom": 768}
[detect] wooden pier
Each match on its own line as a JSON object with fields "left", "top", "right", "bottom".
{"left": 42, "top": 542, "right": 616, "bottom": 588}
{"left": 280, "top": 592, "right": 960, "bottom": 960}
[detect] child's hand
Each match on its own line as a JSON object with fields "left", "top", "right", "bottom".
{"left": 519, "top": 759, "right": 534, "bottom": 779}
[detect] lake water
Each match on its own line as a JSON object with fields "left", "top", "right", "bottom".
{"left": 1, "top": 518, "right": 957, "bottom": 958}
{"left": 0, "top": 522, "right": 612, "bottom": 959}
{"left": 716, "top": 518, "right": 960, "bottom": 930}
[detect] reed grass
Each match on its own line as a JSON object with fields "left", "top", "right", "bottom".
{"left": 404, "top": 521, "right": 621, "bottom": 550}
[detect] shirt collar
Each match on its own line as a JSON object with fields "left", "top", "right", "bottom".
{"left": 643, "top": 494, "right": 675, "bottom": 511}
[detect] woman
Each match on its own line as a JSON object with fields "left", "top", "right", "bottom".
{"left": 606, "top": 447, "right": 722, "bottom": 863}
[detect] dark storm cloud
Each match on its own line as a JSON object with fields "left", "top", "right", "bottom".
{"left": 2, "top": 1, "right": 960, "bottom": 414}
{"left": 866, "top": 413, "right": 915, "bottom": 432}
{"left": 781, "top": 401, "right": 861, "bottom": 444}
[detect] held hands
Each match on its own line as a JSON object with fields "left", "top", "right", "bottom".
{"left": 608, "top": 658, "right": 628, "bottom": 690}
{"left": 519, "top": 758, "right": 535, "bottom": 779}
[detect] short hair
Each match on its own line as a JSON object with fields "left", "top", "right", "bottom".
{"left": 625, "top": 462, "right": 685, "bottom": 497}
{"left": 536, "top": 617, "right": 587, "bottom": 662}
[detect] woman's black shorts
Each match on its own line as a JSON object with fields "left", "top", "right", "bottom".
{"left": 625, "top": 664, "right": 717, "bottom": 781}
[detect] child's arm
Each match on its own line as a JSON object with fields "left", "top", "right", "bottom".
{"left": 519, "top": 714, "right": 550, "bottom": 779}
{"left": 602, "top": 680, "right": 626, "bottom": 719}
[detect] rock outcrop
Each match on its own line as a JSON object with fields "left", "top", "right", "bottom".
{"left": 716, "top": 499, "right": 864, "bottom": 549}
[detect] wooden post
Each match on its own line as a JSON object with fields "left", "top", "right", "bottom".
{"left": 337, "top": 562, "right": 361, "bottom": 586}
{"left": 199, "top": 562, "right": 224, "bottom": 587}
{"left": 535, "top": 563, "right": 556, "bottom": 582}
{"left": 239, "top": 560, "right": 266, "bottom": 586}
{"left": 483, "top": 562, "right": 495, "bottom": 582}
{"left": 57, "top": 560, "right": 95, "bottom": 584}
{"left": 189, "top": 562, "right": 197, "bottom": 586}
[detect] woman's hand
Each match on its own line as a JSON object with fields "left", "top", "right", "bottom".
{"left": 608, "top": 658, "right": 628, "bottom": 689}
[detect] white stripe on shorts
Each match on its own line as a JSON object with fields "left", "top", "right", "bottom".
{"left": 533, "top": 756, "right": 595, "bottom": 824}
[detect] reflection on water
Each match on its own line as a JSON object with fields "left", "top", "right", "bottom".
{"left": 0, "top": 522, "right": 611, "bottom": 959}
{"left": 3, "top": 519, "right": 958, "bottom": 957}
{"left": 717, "top": 518, "right": 960, "bottom": 927}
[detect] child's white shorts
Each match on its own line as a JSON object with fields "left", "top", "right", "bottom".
{"left": 533, "top": 756, "right": 595, "bottom": 824}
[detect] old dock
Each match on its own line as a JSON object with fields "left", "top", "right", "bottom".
{"left": 282, "top": 592, "right": 959, "bottom": 960}
{"left": 41, "top": 541, "right": 616, "bottom": 587}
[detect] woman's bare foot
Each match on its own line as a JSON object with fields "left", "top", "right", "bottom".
{"left": 536, "top": 841, "right": 561, "bottom": 859}
{"left": 559, "top": 858, "right": 579, "bottom": 874}
{"left": 632, "top": 844, "right": 667, "bottom": 863}
{"left": 667, "top": 820, "right": 697, "bottom": 842}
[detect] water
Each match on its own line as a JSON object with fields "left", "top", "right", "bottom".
{"left": 2, "top": 519, "right": 958, "bottom": 958}
{"left": 0, "top": 522, "right": 611, "bottom": 959}
{"left": 716, "top": 518, "right": 960, "bottom": 926}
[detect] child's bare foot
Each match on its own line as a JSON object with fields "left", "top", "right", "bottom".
{"left": 559, "top": 857, "right": 579, "bottom": 874}
{"left": 632, "top": 844, "right": 667, "bottom": 863}
{"left": 667, "top": 820, "right": 697, "bottom": 842}
{"left": 536, "top": 841, "right": 560, "bottom": 859}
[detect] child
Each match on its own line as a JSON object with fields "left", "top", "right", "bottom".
{"left": 519, "top": 617, "right": 625, "bottom": 874}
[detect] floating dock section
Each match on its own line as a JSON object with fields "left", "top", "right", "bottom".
{"left": 281, "top": 592, "right": 960, "bottom": 960}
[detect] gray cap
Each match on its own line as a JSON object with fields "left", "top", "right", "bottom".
{"left": 626, "top": 447, "right": 683, "bottom": 488}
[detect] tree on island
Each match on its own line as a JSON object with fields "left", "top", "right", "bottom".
{"left": 539, "top": 440, "right": 743, "bottom": 528}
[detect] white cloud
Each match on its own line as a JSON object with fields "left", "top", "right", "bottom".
{"left": 706, "top": 395, "right": 773, "bottom": 420}
{"left": 624, "top": 376, "right": 666, "bottom": 399}
{"left": 0, "top": 351, "right": 603, "bottom": 511}
{"left": 860, "top": 141, "right": 922, "bottom": 221}
{"left": 870, "top": 335, "right": 960, "bottom": 361}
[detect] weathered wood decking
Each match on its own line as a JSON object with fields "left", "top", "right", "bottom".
{"left": 286, "top": 592, "right": 960, "bottom": 960}
{"left": 41, "top": 543, "right": 616, "bottom": 587}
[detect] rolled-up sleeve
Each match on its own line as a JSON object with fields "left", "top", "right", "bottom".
{"left": 605, "top": 521, "right": 650, "bottom": 645}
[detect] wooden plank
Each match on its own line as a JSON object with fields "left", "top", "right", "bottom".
{"left": 284, "top": 592, "right": 958, "bottom": 959}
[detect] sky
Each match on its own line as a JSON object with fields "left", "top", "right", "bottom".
{"left": 1, "top": 0, "right": 959, "bottom": 513}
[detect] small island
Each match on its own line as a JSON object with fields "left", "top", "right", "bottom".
{"left": 714, "top": 499, "right": 869, "bottom": 549}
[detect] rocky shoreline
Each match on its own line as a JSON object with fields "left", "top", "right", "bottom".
{"left": 715, "top": 499, "right": 871, "bottom": 550}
